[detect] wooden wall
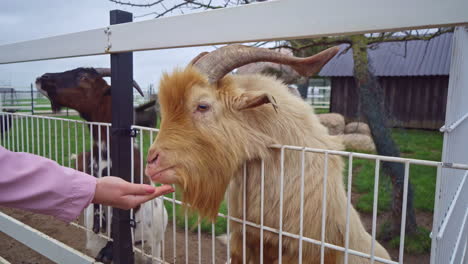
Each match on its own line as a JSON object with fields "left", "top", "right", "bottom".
{"left": 330, "top": 76, "right": 448, "bottom": 130}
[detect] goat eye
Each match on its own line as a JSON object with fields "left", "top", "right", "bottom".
{"left": 197, "top": 104, "right": 210, "bottom": 112}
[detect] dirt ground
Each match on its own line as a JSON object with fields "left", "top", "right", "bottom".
{"left": 0, "top": 206, "right": 431, "bottom": 264}
{"left": 0, "top": 206, "right": 226, "bottom": 264}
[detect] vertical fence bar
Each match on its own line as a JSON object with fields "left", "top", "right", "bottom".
{"left": 74, "top": 121, "right": 78, "bottom": 169}
{"left": 172, "top": 189, "right": 177, "bottom": 263}
{"left": 1, "top": 114, "right": 5, "bottom": 146}
{"left": 198, "top": 217, "right": 202, "bottom": 264}
{"left": 260, "top": 158, "right": 265, "bottom": 264}
{"left": 398, "top": 161, "right": 410, "bottom": 263}
{"left": 81, "top": 123, "right": 86, "bottom": 172}
{"left": 430, "top": 165, "right": 443, "bottom": 264}
{"left": 61, "top": 120, "right": 64, "bottom": 165}
{"left": 43, "top": 119, "right": 46, "bottom": 157}
{"left": 6, "top": 114, "right": 10, "bottom": 149}
{"left": 110, "top": 9, "right": 135, "bottom": 264}
{"left": 320, "top": 152, "right": 329, "bottom": 264}
{"left": 184, "top": 209, "right": 188, "bottom": 264}
{"left": 298, "top": 148, "right": 305, "bottom": 264}
{"left": 48, "top": 119, "right": 51, "bottom": 158}
{"left": 11, "top": 114, "right": 14, "bottom": 150}
{"left": 107, "top": 125, "right": 111, "bottom": 239}
{"left": 12, "top": 115, "right": 16, "bottom": 151}
{"left": 67, "top": 121, "right": 71, "bottom": 167}
{"left": 344, "top": 153, "right": 353, "bottom": 264}
{"left": 150, "top": 196, "right": 155, "bottom": 261}
{"left": 26, "top": 117, "right": 29, "bottom": 153}
{"left": 130, "top": 128, "right": 135, "bottom": 244}
{"left": 140, "top": 130, "right": 145, "bottom": 254}
{"left": 226, "top": 188, "right": 231, "bottom": 263}
{"left": 212, "top": 223, "right": 215, "bottom": 264}
{"left": 243, "top": 162, "right": 247, "bottom": 264}
{"left": 370, "top": 159, "right": 380, "bottom": 264}
{"left": 31, "top": 116, "right": 35, "bottom": 154}
{"left": 36, "top": 117, "right": 40, "bottom": 155}
{"left": 20, "top": 115, "right": 24, "bottom": 152}
{"left": 15, "top": 115, "right": 19, "bottom": 151}
{"left": 90, "top": 124, "right": 94, "bottom": 176}
{"left": 10, "top": 113, "right": 13, "bottom": 149}
{"left": 54, "top": 119, "right": 58, "bottom": 162}
{"left": 24, "top": 116, "right": 29, "bottom": 152}
{"left": 278, "top": 147, "right": 285, "bottom": 264}
{"left": 98, "top": 125, "right": 103, "bottom": 230}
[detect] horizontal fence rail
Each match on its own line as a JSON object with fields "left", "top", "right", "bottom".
{"left": 0, "top": 0, "right": 467, "bottom": 64}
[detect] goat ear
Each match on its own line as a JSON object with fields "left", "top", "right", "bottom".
{"left": 236, "top": 91, "right": 278, "bottom": 112}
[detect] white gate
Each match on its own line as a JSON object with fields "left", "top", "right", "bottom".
{"left": 434, "top": 26, "right": 468, "bottom": 264}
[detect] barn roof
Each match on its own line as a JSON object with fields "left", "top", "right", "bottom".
{"left": 319, "top": 32, "right": 453, "bottom": 77}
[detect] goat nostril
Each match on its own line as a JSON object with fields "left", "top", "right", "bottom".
{"left": 148, "top": 153, "right": 159, "bottom": 164}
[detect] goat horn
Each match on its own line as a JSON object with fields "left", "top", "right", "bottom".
{"left": 94, "top": 68, "right": 145, "bottom": 97}
{"left": 191, "top": 45, "right": 340, "bottom": 84}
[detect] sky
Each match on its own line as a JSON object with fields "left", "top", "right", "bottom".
{"left": 0, "top": 0, "right": 216, "bottom": 91}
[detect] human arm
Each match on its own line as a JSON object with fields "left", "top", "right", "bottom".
{"left": 0, "top": 146, "right": 174, "bottom": 222}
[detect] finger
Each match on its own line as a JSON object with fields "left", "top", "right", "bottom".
{"left": 124, "top": 183, "right": 157, "bottom": 195}
{"left": 125, "top": 185, "right": 174, "bottom": 206}
{"left": 153, "top": 185, "right": 175, "bottom": 196}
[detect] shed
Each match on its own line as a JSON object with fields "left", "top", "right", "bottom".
{"left": 319, "top": 33, "right": 452, "bottom": 130}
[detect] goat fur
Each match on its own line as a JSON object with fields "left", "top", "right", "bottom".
{"left": 149, "top": 67, "right": 391, "bottom": 263}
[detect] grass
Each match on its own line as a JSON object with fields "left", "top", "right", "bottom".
{"left": 350, "top": 129, "right": 443, "bottom": 213}
{"left": 314, "top": 107, "right": 330, "bottom": 114}
{"left": 382, "top": 223, "right": 432, "bottom": 254}
{"left": 347, "top": 128, "right": 442, "bottom": 254}
{"left": 1, "top": 114, "right": 92, "bottom": 167}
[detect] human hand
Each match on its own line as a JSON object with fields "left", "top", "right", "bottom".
{"left": 92, "top": 176, "right": 174, "bottom": 210}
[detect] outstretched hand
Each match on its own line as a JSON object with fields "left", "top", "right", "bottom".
{"left": 92, "top": 176, "right": 174, "bottom": 210}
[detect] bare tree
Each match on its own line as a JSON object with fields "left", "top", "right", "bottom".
{"left": 276, "top": 28, "right": 453, "bottom": 236}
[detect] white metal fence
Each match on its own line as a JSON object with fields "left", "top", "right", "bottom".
{"left": 1, "top": 110, "right": 468, "bottom": 263}
{"left": 1, "top": 0, "right": 468, "bottom": 263}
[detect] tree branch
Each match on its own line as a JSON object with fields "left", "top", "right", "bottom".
{"left": 109, "top": 0, "right": 165, "bottom": 7}
{"left": 367, "top": 28, "right": 454, "bottom": 45}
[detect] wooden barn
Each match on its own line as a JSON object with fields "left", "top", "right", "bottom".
{"left": 319, "top": 32, "right": 453, "bottom": 130}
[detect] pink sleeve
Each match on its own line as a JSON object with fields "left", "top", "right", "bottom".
{"left": 0, "top": 146, "right": 97, "bottom": 222}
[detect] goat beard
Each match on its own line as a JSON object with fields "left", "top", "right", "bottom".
{"left": 177, "top": 159, "right": 237, "bottom": 221}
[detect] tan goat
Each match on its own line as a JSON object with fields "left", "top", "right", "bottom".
{"left": 145, "top": 45, "right": 391, "bottom": 263}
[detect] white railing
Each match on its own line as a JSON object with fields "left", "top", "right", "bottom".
{"left": 1, "top": 1, "right": 468, "bottom": 263}
{"left": 1, "top": 0, "right": 467, "bottom": 65}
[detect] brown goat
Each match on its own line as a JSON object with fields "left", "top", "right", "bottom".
{"left": 146, "top": 45, "right": 391, "bottom": 263}
{"left": 35, "top": 67, "right": 157, "bottom": 129}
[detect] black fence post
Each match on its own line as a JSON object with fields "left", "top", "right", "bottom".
{"left": 110, "top": 10, "right": 135, "bottom": 264}
{"left": 30, "top": 83, "right": 34, "bottom": 115}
